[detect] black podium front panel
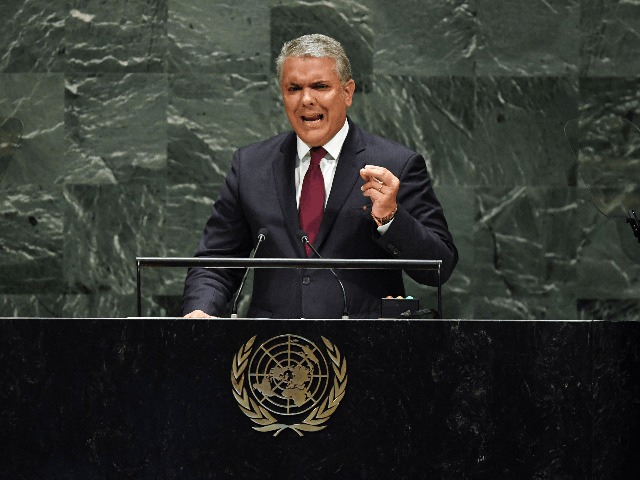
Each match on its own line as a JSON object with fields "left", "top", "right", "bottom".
{"left": 1, "top": 319, "right": 638, "bottom": 479}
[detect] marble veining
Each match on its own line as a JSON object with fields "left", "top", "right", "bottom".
{"left": 0, "top": 0, "right": 639, "bottom": 318}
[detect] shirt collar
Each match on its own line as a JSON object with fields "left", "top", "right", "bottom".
{"left": 296, "top": 118, "right": 350, "bottom": 162}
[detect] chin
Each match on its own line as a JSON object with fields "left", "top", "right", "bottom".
{"left": 296, "top": 130, "right": 327, "bottom": 147}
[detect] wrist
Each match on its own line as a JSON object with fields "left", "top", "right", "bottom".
{"left": 371, "top": 205, "right": 397, "bottom": 227}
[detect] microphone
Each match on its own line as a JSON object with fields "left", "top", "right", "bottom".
{"left": 297, "top": 230, "right": 349, "bottom": 319}
{"left": 231, "top": 228, "right": 268, "bottom": 318}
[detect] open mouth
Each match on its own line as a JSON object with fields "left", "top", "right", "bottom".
{"left": 301, "top": 114, "right": 323, "bottom": 123}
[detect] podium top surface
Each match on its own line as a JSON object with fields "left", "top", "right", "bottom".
{"left": 0, "top": 317, "right": 607, "bottom": 322}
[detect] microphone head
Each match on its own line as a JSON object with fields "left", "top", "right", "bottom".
{"left": 258, "top": 227, "right": 268, "bottom": 239}
{"left": 296, "top": 230, "right": 308, "bottom": 243}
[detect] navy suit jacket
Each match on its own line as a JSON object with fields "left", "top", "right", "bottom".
{"left": 182, "top": 118, "right": 457, "bottom": 319}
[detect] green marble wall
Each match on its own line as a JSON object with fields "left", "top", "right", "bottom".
{"left": 1, "top": 0, "right": 639, "bottom": 319}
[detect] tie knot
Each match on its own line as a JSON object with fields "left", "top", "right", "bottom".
{"left": 310, "top": 146, "right": 326, "bottom": 165}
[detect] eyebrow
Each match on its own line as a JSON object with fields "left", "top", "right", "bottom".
{"left": 287, "top": 79, "right": 331, "bottom": 87}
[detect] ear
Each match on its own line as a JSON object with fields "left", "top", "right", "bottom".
{"left": 342, "top": 79, "right": 356, "bottom": 107}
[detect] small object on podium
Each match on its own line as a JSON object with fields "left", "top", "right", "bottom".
{"left": 380, "top": 297, "right": 419, "bottom": 319}
{"left": 399, "top": 308, "right": 439, "bottom": 319}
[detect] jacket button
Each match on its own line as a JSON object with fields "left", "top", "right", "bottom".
{"left": 386, "top": 243, "right": 400, "bottom": 255}
{"left": 302, "top": 276, "right": 310, "bottom": 285}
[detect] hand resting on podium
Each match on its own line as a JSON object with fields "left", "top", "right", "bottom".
{"left": 184, "top": 310, "right": 220, "bottom": 318}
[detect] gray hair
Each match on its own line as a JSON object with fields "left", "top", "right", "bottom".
{"left": 276, "top": 34, "right": 352, "bottom": 87}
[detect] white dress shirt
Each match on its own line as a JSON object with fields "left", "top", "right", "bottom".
{"left": 294, "top": 119, "right": 392, "bottom": 234}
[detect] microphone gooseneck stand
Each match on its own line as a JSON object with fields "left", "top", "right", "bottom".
{"left": 297, "top": 230, "right": 349, "bottom": 319}
{"left": 231, "top": 228, "right": 268, "bottom": 318}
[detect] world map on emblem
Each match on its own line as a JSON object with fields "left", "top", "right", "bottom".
{"left": 248, "top": 335, "right": 330, "bottom": 415}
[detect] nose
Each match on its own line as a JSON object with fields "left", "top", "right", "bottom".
{"left": 301, "top": 87, "right": 315, "bottom": 106}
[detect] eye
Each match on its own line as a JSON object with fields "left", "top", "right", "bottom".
{"left": 288, "top": 85, "right": 301, "bottom": 91}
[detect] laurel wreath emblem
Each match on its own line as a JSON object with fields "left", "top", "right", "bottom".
{"left": 231, "top": 335, "right": 348, "bottom": 436}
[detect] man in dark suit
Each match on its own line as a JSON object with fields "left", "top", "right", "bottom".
{"left": 182, "top": 34, "right": 457, "bottom": 319}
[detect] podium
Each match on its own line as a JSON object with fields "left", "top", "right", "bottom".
{"left": 1, "top": 317, "right": 639, "bottom": 478}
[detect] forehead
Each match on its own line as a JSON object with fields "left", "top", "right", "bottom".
{"left": 281, "top": 56, "right": 339, "bottom": 83}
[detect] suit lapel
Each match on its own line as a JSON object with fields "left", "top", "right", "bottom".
{"left": 272, "top": 131, "right": 307, "bottom": 257}
{"left": 273, "top": 119, "right": 367, "bottom": 257}
{"left": 313, "top": 118, "right": 366, "bottom": 253}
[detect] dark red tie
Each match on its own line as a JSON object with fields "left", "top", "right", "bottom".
{"left": 299, "top": 147, "right": 326, "bottom": 256}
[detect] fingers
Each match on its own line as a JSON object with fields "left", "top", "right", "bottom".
{"left": 361, "top": 179, "right": 384, "bottom": 194}
{"left": 360, "top": 165, "right": 392, "bottom": 183}
{"left": 184, "top": 309, "right": 214, "bottom": 318}
{"left": 361, "top": 182, "right": 390, "bottom": 203}
{"left": 360, "top": 165, "right": 400, "bottom": 218}
{"left": 360, "top": 165, "right": 399, "bottom": 190}
{"left": 362, "top": 186, "right": 382, "bottom": 200}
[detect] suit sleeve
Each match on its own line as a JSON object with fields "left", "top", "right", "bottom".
{"left": 181, "top": 150, "right": 254, "bottom": 316}
{"left": 373, "top": 152, "right": 458, "bottom": 286}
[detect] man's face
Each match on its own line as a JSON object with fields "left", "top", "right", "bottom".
{"left": 281, "top": 56, "right": 356, "bottom": 147}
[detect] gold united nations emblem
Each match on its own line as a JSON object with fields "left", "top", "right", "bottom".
{"left": 231, "top": 334, "right": 348, "bottom": 436}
